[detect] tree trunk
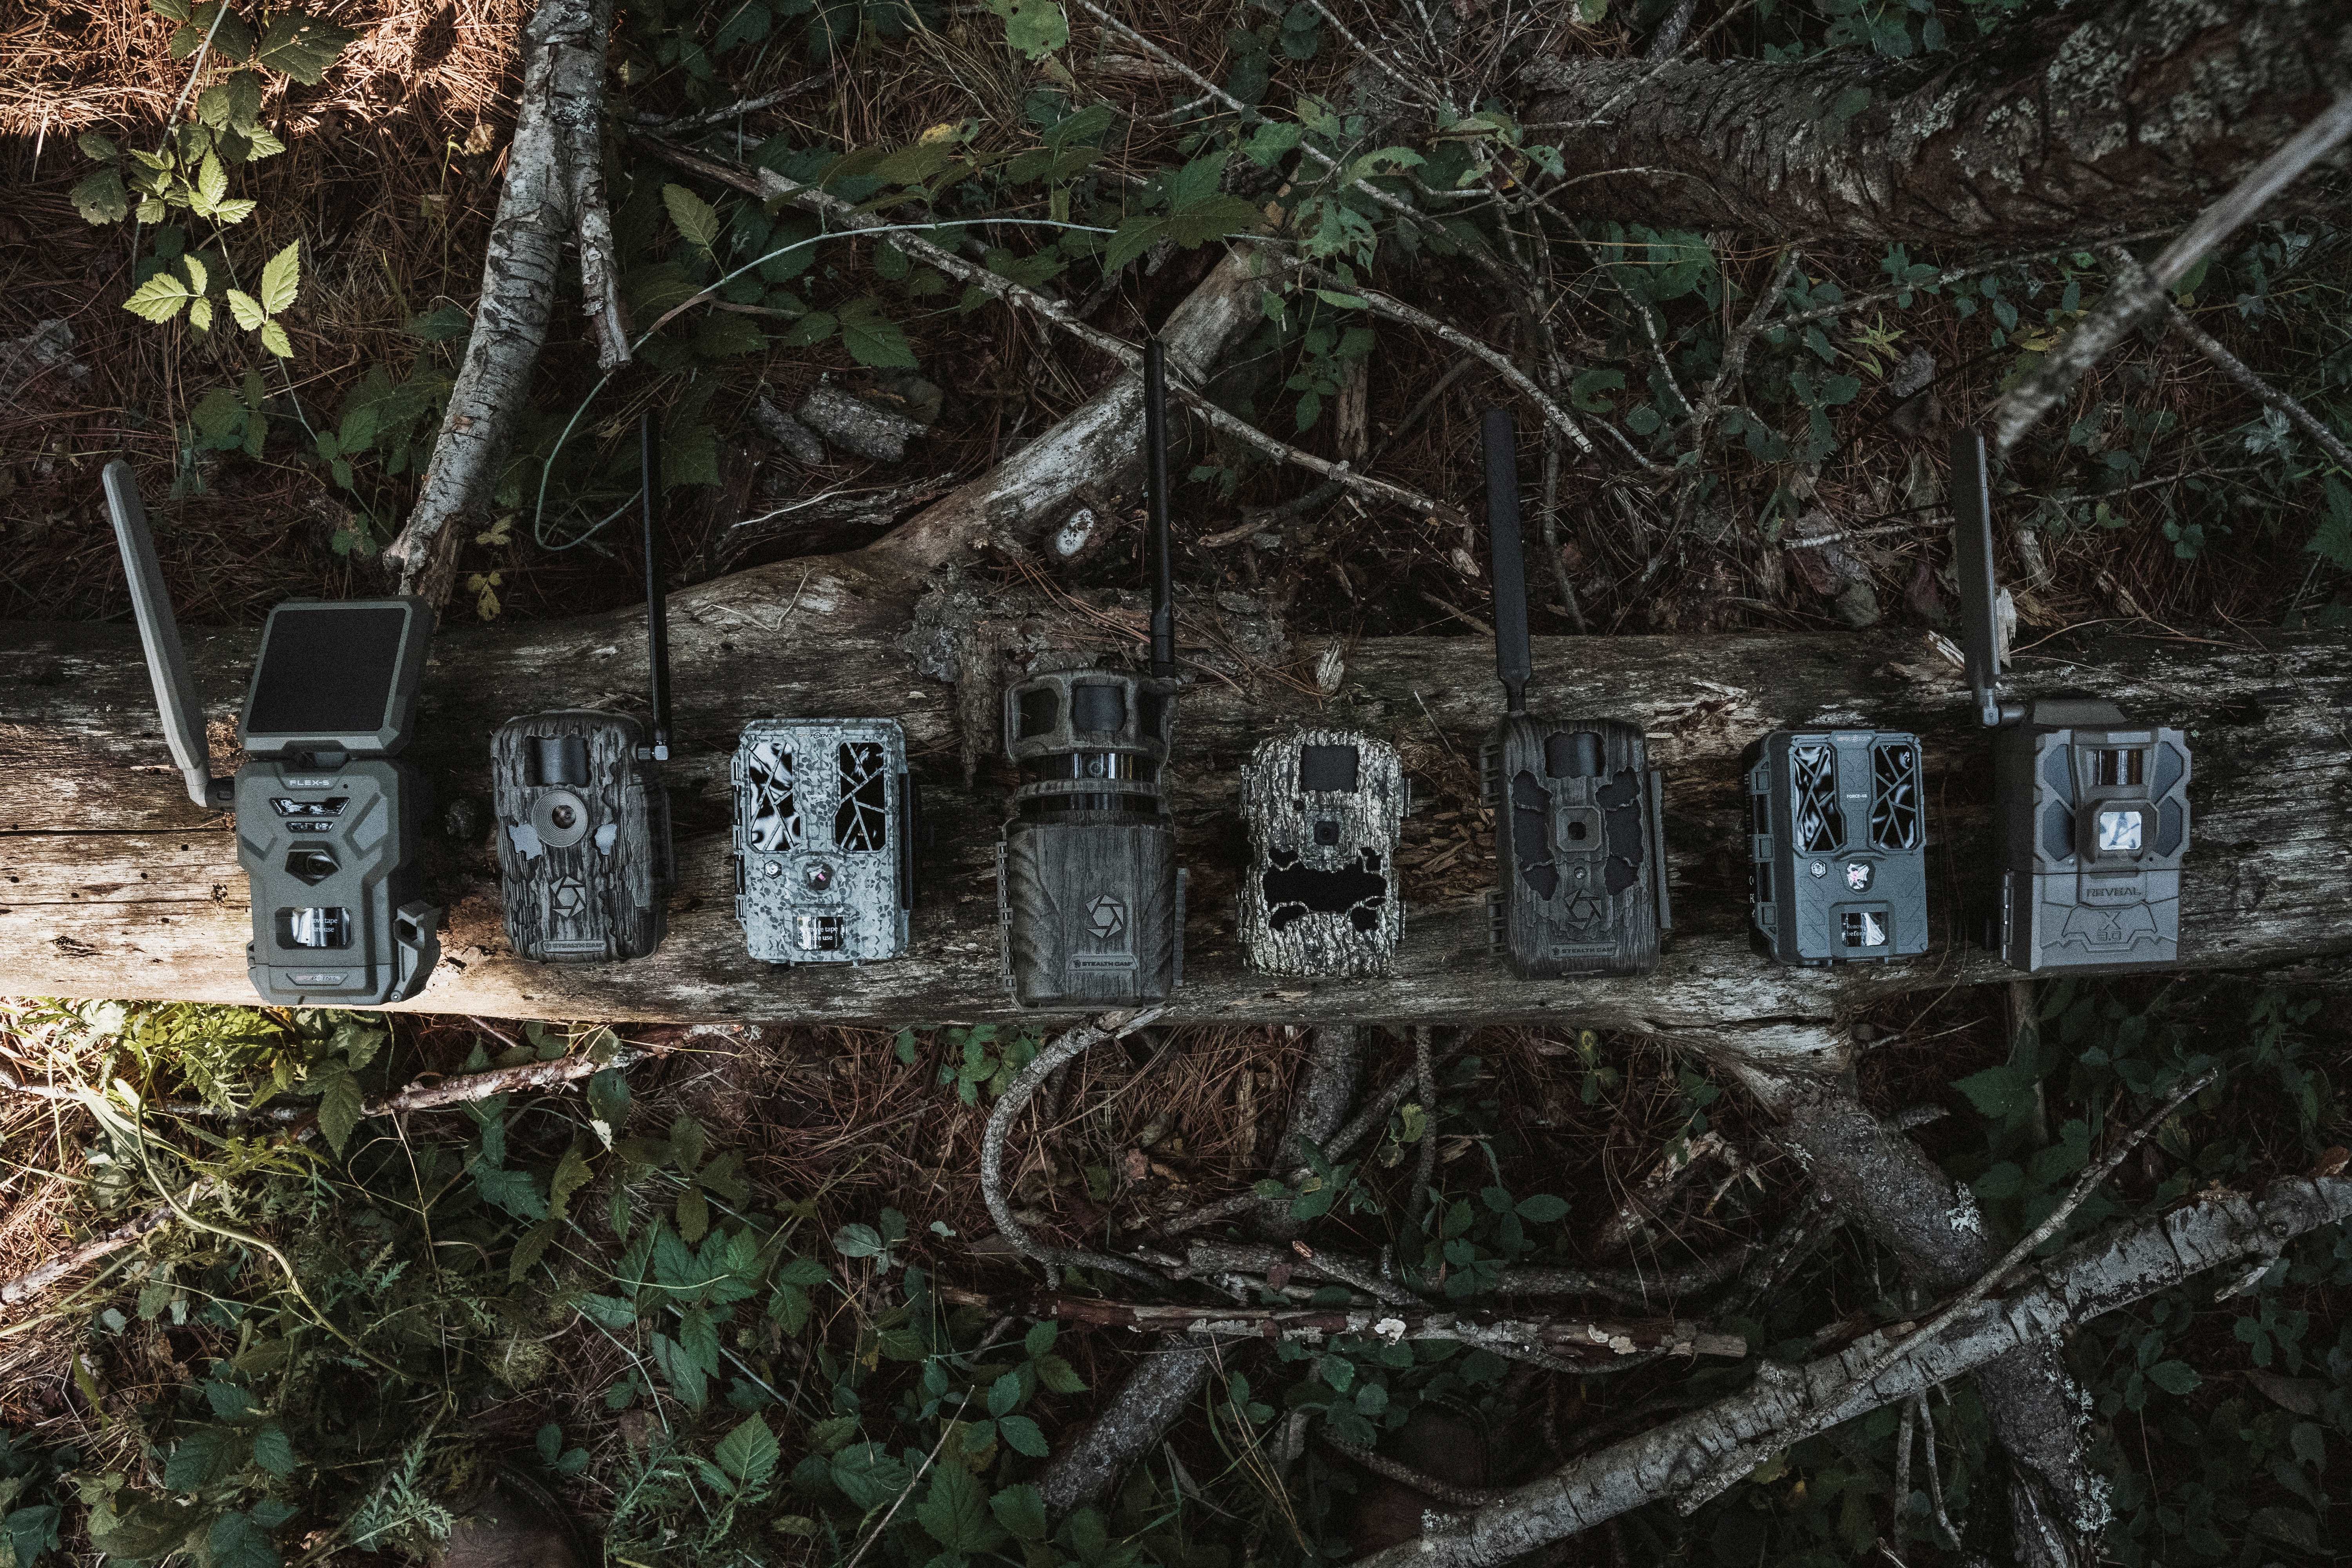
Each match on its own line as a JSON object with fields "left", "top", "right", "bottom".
{"left": 6, "top": 578, "right": 2346, "bottom": 1071}
{"left": 1519, "top": 0, "right": 2352, "bottom": 244}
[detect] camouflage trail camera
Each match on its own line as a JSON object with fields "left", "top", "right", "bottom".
{"left": 998, "top": 338, "right": 1187, "bottom": 1007}
{"left": 1476, "top": 411, "right": 1671, "bottom": 978}
{"left": 494, "top": 413, "right": 676, "bottom": 962}
{"left": 1953, "top": 430, "right": 2189, "bottom": 971}
{"left": 733, "top": 719, "right": 915, "bottom": 964}
{"left": 1744, "top": 729, "right": 1929, "bottom": 964}
{"left": 103, "top": 461, "right": 442, "bottom": 1005}
{"left": 1239, "top": 730, "right": 1407, "bottom": 977}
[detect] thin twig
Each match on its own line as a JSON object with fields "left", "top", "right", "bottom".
{"left": 1319, "top": 1431, "right": 1506, "bottom": 1509}
{"left": 2165, "top": 301, "right": 2352, "bottom": 473}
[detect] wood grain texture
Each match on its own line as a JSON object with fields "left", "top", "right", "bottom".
{"left": 4, "top": 562, "right": 2347, "bottom": 1091}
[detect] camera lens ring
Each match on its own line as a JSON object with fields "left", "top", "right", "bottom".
{"left": 530, "top": 788, "right": 593, "bottom": 849}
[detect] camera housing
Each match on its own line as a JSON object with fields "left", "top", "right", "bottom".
{"left": 1238, "top": 730, "right": 1406, "bottom": 978}
{"left": 103, "top": 463, "right": 441, "bottom": 1005}
{"left": 1953, "top": 430, "right": 2190, "bottom": 970}
{"left": 1476, "top": 411, "right": 1670, "bottom": 978}
{"left": 1744, "top": 728, "right": 1929, "bottom": 964}
{"left": 492, "top": 412, "right": 675, "bottom": 962}
{"left": 733, "top": 718, "right": 915, "bottom": 964}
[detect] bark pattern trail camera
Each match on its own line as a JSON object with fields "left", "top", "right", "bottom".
{"left": 999, "top": 338, "right": 1187, "bottom": 1007}
{"left": 1744, "top": 729, "right": 1929, "bottom": 964}
{"left": 493, "top": 413, "right": 676, "bottom": 963}
{"left": 1238, "top": 730, "right": 1407, "bottom": 977}
{"left": 103, "top": 461, "right": 441, "bottom": 1006}
{"left": 1477, "top": 411, "right": 1670, "bottom": 978}
{"left": 1954, "top": 430, "right": 2190, "bottom": 971}
{"left": 732, "top": 719, "right": 914, "bottom": 964}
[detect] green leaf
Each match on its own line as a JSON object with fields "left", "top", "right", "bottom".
{"left": 1515, "top": 1194, "right": 1570, "bottom": 1223}
{"left": 1024, "top": 1320, "right": 1058, "bottom": 1359}
{"left": 694, "top": 311, "right": 767, "bottom": 359}
{"left": 72, "top": 167, "right": 129, "bottom": 224}
{"left": 838, "top": 297, "right": 916, "bottom": 368}
{"left": 1034, "top": 1354, "right": 1087, "bottom": 1394}
{"left": 1103, "top": 215, "right": 1169, "bottom": 274}
{"left": 315, "top": 1067, "right": 363, "bottom": 1155}
{"left": 509, "top": 1218, "right": 560, "bottom": 1282}
{"left": 998, "top": 1414, "right": 1049, "bottom": 1457}
{"left": 2309, "top": 476, "right": 2352, "bottom": 570}
{"left": 259, "top": 318, "right": 293, "bottom": 358}
{"left": 78, "top": 129, "right": 120, "bottom": 160}
{"left": 781, "top": 310, "right": 837, "bottom": 348}
{"left": 163, "top": 1426, "right": 234, "bottom": 1491}
{"left": 1953, "top": 1065, "right": 2031, "bottom": 1121}
{"left": 405, "top": 301, "right": 472, "bottom": 341}
{"left": 988, "top": 0, "right": 1068, "bottom": 58}
{"left": 993, "top": 1483, "right": 1050, "bottom": 1541}
{"left": 209, "top": 1508, "right": 281, "bottom": 1568}
{"left": 715, "top": 1412, "right": 780, "bottom": 1489}
{"left": 187, "top": 296, "right": 215, "bottom": 333}
{"left": 650, "top": 1333, "right": 708, "bottom": 1409}
{"left": 712, "top": 0, "right": 773, "bottom": 51}
{"left": 2147, "top": 1359, "right": 2201, "bottom": 1396}
{"left": 831, "top": 1443, "right": 911, "bottom": 1510}
{"left": 250, "top": 1422, "right": 296, "bottom": 1477}
{"left": 549, "top": 1144, "right": 594, "bottom": 1220}
{"left": 917, "top": 1464, "right": 1007, "bottom": 1553}
{"left": 663, "top": 184, "right": 722, "bottom": 255}
{"left": 255, "top": 8, "right": 356, "bottom": 84}
{"left": 988, "top": 1370, "right": 1023, "bottom": 1418}
{"left": 259, "top": 239, "right": 300, "bottom": 315}
{"left": 122, "top": 272, "right": 192, "bottom": 323}
{"left": 473, "top": 1163, "right": 546, "bottom": 1221}
{"left": 226, "top": 289, "right": 266, "bottom": 330}
{"left": 194, "top": 150, "right": 229, "bottom": 211}
{"left": 573, "top": 1292, "right": 637, "bottom": 1328}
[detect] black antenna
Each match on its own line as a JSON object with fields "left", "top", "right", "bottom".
{"left": 641, "top": 410, "right": 673, "bottom": 761}
{"left": 1144, "top": 337, "right": 1177, "bottom": 681}
{"left": 1482, "top": 408, "right": 1530, "bottom": 715}
{"left": 1949, "top": 427, "right": 2010, "bottom": 730}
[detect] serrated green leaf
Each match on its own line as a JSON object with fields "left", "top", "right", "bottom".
{"left": 916, "top": 1464, "right": 1007, "bottom": 1553}
{"left": 992, "top": 1482, "right": 1049, "bottom": 1541}
{"left": 188, "top": 296, "right": 215, "bottom": 332}
{"left": 509, "top": 1218, "right": 560, "bottom": 1282}
{"left": 1024, "top": 1320, "right": 1057, "bottom": 1359}
{"left": 1103, "top": 215, "right": 1168, "bottom": 275}
{"left": 259, "top": 318, "right": 292, "bottom": 358}
{"left": 225, "top": 288, "right": 266, "bottom": 330}
{"left": 209, "top": 1508, "right": 280, "bottom": 1568}
{"left": 988, "top": 1370, "right": 1023, "bottom": 1418}
{"left": 256, "top": 8, "right": 356, "bottom": 84}
{"left": 316, "top": 1067, "right": 363, "bottom": 1155}
{"left": 212, "top": 196, "right": 258, "bottom": 226}
{"left": 549, "top": 1144, "right": 594, "bottom": 1221}
{"left": 988, "top": 0, "right": 1068, "bottom": 58}
{"left": 473, "top": 1162, "right": 546, "bottom": 1221}
{"left": 572, "top": 1292, "right": 637, "bottom": 1328}
{"left": 838, "top": 297, "right": 915, "bottom": 368}
{"left": 1034, "top": 1353, "right": 1087, "bottom": 1394}
{"left": 197, "top": 82, "right": 234, "bottom": 129}
{"left": 250, "top": 1422, "right": 296, "bottom": 1476}
{"left": 781, "top": 310, "right": 837, "bottom": 348}
{"left": 194, "top": 151, "right": 228, "bottom": 210}
{"left": 650, "top": 1332, "right": 708, "bottom": 1409}
{"left": 72, "top": 167, "right": 129, "bottom": 224}
{"left": 123, "top": 272, "right": 191, "bottom": 323}
{"left": 714, "top": 1412, "right": 780, "bottom": 1489}
{"left": 662, "top": 184, "right": 722, "bottom": 254}
{"left": 163, "top": 1427, "right": 234, "bottom": 1491}
{"left": 259, "top": 240, "right": 299, "bottom": 315}
{"left": 2147, "top": 1359, "right": 2201, "bottom": 1396}
{"left": 998, "top": 1414, "right": 1048, "bottom": 1457}
{"left": 78, "top": 129, "right": 119, "bottom": 161}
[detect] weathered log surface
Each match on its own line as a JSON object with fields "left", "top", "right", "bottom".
{"left": 4, "top": 561, "right": 2346, "bottom": 1076}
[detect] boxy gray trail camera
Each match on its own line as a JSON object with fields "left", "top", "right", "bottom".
{"left": 1476, "top": 411, "right": 1671, "bottom": 978}
{"left": 1953, "top": 430, "right": 2189, "bottom": 971}
{"left": 491, "top": 412, "right": 676, "bottom": 962}
{"left": 1238, "top": 730, "right": 1407, "bottom": 978}
{"left": 733, "top": 719, "right": 914, "bottom": 964}
{"left": 1744, "top": 729, "right": 1929, "bottom": 964}
{"left": 998, "top": 338, "right": 1186, "bottom": 1006}
{"left": 103, "top": 461, "right": 441, "bottom": 1005}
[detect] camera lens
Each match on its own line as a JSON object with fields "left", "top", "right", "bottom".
{"left": 551, "top": 804, "right": 577, "bottom": 830}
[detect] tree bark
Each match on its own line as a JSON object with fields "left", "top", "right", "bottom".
{"left": 5, "top": 593, "right": 2347, "bottom": 1078}
{"left": 1519, "top": 0, "right": 2352, "bottom": 245}
{"left": 1345, "top": 1175, "right": 2352, "bottom": 1568}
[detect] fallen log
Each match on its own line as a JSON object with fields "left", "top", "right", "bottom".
{"left": 4, "top": 570, "right": 2347, "bottom": 1087}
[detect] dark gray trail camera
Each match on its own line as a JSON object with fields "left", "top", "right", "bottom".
{"left": 493, "top": 413, "right": 675, "bottom": 962}
{"left": 1953, "top": 430, "right": 2189, "bottom": 971}
{"left": 998, "top": 338, "right": 1186, "bottom": 1006}
{"left": 1475, "top": 411, "right": 1670, "bottom": 977}
{"left": 1238, "top": 730, "right": 1407, "bottom": 977}
{"left": 102, "top": 461, "right": 441, "bottom": 1005}
{"left": 732, "top": 719, "right": 914, "bottom": 964}
{"left": 1744, "top": 729, "right": 1929, "bottom": 964}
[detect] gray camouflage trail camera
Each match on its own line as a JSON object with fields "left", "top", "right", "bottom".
{"left": 1953, "top": 430, "right": 2189, "bottom": 972}
{"left": 102, "top": 461, "right": 441, "bottom": 1006}
{"left": 494, "top": 412, "right": 676, "bottom": 964}
{"left": 1238, "top": 730, "right": 1406, "bottom": 977}
{"left": 1476, "top": 410, "right": 1671, "bottom": 979}
{"left": 1744, "top": 729, "right": 1929, "bottom": 965}
{"left": 733, "top": 719, "right": 914, "bottom": 964}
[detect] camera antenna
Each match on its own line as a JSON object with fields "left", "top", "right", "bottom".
{"left": 1949, "top": 428, "right": 2016, "bottom": 730}
{"left": 1143, "top": 338, "right": 1177, "bottom": 681}
{"left": 641, "top": 410, "right": 673, "bottom": 761}
{"left": 1482, "top": 408, "right": 1531, "bottom": 716}
{"left": 102, "top": 460, "right": 233, "bottom": 810}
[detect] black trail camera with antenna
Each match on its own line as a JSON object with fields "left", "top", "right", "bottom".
{"left": 492, "top": 412, "right": 677, "bottom": 962}
{"left": 1953, "top": 430, "right": 2189, "bottom": 971}
{"left": 732, "top": 718, "right": 915, "bottom": 964}
{"left": 1476, "top": 411, "right": 1671, "bottom": 977}
{"left": 1743, "top": 729, "right": 1930, "bottom": 964}
{"left": 102, "top": 460, "right": 441, "bottom": 1005}
{"left": 998, "top": 338, "right": 1186, "bottom": 1006}
{"left": 1238, "top": 730, "right": 1408, "bottom": 978}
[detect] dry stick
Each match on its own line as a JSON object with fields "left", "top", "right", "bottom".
{"left": 1684, "top": 1068, "right": 2218, "bottom": 1508}
{"left": 1345, "top": 278, "right": 1598, "bottom": 458}
{"left": 1408, "top": 1027, "right": 1438, "bottom": 1232}
{"left": 1321, "top": 1431, "right": 1509, "bottom": 1509}
{"left": 639, "top": 139, "right": 1454, "bottom": 522}
{"left": 1670, "top": 248, "right": 1801, "bottom": 534}
{"left": 1990, "top": 91, "right": 2352, "bottom": 456}
{"left": 2165, "top": 301, "right": 2352, "bottom": 473}
{"left": 980, "top": 1009, "right": 1171, "bottom": 1290}
{"left": 623, "top": 73, "right": 830, "bottom": 131}
{"left": 1294, "top": 1241, "right": 1421, "bottom": 1307}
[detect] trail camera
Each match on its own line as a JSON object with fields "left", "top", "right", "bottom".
{"left": 102, "top": 461, "right": 441, "bottom": 1005}
{"left": 492, "top": 413, "right": 676, "bottom": 962}
{"left": 998, "top": 338, "right": 1186, "bottom": 1006}
{"left": 1744, "top": 730, "right": 1929, "bottom": 964}
{"left": 1238, "top": 730, "right": 1407, "bottom": 977}
{"left": 732, "top": 719, "right": 914, "bottom": 964}
{"left": 1953, "top": 431, "right": 2189, "bottom": 971}
{"left": 1475, "top": 411, "right": 1670, "bottom": 977}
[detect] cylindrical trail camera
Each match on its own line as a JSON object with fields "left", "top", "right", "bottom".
{"left": 492, "top": 413, "right": 676, "bottom": 962}
{"left": 732, "top": 718, "right": 915, "bottom": 964}
{"left": 1953, "top": 431, "right": 2189, "bottom": 970}
{"left": 1238, "top": 730, "right": 1407, "bottom": 978}
{"left": 1744, "top": 729, "right": 1929, "bottom": 964}
{"left": 1476, "top": 411, "right": 1671, "bottom": 978}
{"left": 998, "top": 338, "right": 1186, "bottom": 1006}
{"left": 102, "top": 461, "right": 442, "bottom": 1005}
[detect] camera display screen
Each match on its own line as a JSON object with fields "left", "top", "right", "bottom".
{"left": 2095, "top": 808, "right": 2143, "bottom": 853}
{"left": 246, "top": 606, "right": 411, "bottom": 740}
